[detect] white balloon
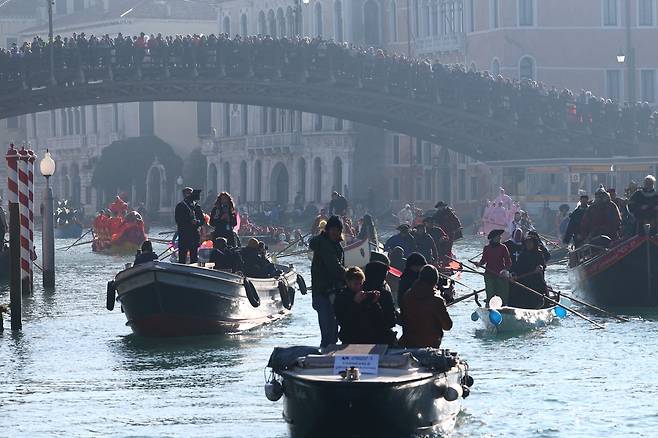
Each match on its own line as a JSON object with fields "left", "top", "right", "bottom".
{"left": 489, "top": 295, "right": 503, "bottom": 309}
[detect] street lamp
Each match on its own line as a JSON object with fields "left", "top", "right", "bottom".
{"left": 39, "top": 149, "right": 56, "bottom": 287}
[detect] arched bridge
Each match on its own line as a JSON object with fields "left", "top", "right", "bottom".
{"left": 0, "top": 35, "right": 650, "bottom": 160}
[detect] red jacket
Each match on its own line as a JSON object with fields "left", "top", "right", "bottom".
{"left": 479, "top": 243, "right": 512, "bottom": 275}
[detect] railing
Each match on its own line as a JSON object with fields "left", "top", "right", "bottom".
{"left": 413, "top": 33, "right": 466, "bottom": 56}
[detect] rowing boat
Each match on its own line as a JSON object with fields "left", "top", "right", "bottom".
{"left": 472, "top": 293, "right": 566, "bottom": 333}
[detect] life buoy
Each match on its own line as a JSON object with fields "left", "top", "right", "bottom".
{"left": 278, "top": 281, "right": 292, "bottom": 310}
{"left": 106, "top": 280, "right": 116, "bottom": 311}
{"left": 244, "top": 278, "right": 260, "bottom": 307}
{"left": 296, "top": 274, "right": 308, "bottom": 295}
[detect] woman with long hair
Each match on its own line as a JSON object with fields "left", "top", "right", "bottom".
{"left": 357, "top": 214, "right": 379, "bottom": 246}
{"left": 210, "top": 192, "right": 238, "bottom": 247}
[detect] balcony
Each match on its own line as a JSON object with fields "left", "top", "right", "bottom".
{"left": 413, "top": 32, "right": 465, "bottom": 57}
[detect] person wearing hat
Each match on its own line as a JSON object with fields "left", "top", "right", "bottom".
{"left": 308, "top": 215, "right": 347, "bottom": 348}
{"left": 580, "top": 185, "right": 621, "bottom": 242}
{"left": 384, "top": 224, "right": 417, "bottom": 256}
{"left": 423, "top": 216, "right": 450, "bottom": 262}
{"left": 628, "top": 175, "right": 658, "bottom": 235}
{"left": 563, "top": 194, "right": 590, "bottom": 248}
{"left": 175, "top": 187, "right": 205, "bottom": 264}
{"left": 509, "top": 235, "right": 547, "bottom": 308}
{"left": 432, "top": 201, "right": 462, "bottom": 254}
{"left": 476, "top": 229, "right": 512, "bottom": 305}
{"left": 412, "top": 223, "right": 437, "bottom": 263}
{"left": 328, "top": 191, "right": 348, "bottom": 217}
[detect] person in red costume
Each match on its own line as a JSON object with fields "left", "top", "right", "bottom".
{"left": 476, "top": 229, "right": 512, "bottom": 306}
{"left": 109, "top": 196, "right": 128, "bottom": 217}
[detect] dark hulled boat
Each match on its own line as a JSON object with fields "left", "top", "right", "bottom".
{"left": 265, "top": 345, "right": 472, "bottom": 438}
{"left": 107, "top": 261, "right": 305, "bottom": 337}
{"left": 568, "top": 234, "right": 658, "bottom": 308}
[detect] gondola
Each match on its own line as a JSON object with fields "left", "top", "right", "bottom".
{"left": 472, "top": 291, "right": 566, "bottom": 333}
{"left": 107, "top": 260, "right": 305, "bottom": 337}
{"left": 265, "top": 344, "right": 473, "bottom": 438}
{"left": 568, "top": 231, "right": 658, "bottom": 308}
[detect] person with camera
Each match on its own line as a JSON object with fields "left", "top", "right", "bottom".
{"left": 174, "top": 187, "right": 205, "bottom": 264}
{"left": 334, "top": 265, "right": 396, "bottom": 346}
{"left": 209, "top": 192, "right": 238, "bottom": 247}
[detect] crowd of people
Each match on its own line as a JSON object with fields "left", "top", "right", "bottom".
{"left": 3, "top": 33, "right": 658, "bottom": 144}
{"left": 92, "top": 196, "right": 147, "bottom": 251}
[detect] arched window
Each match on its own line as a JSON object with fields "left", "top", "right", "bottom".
{"left": 223, "top": 16, "right": 231, "bottom": 35}
{"left": 297, "top": 158, "right": 306, "bottom": 199}
{"left": 364, "top": 0, "right": 380, "bottom": 45}
{"left": 258, "top": 11, "right": 266, "bottom": 34}
{"left": 241, "top": 13, "right": 248, "bottom": 36}
{"left": 240, "top": 161, "right": 247, "bottom": 203}
{"left": 491, "top": 58, "right": 500, "bottom": 76}
{"left": 286, "top": 7, "right": 295, "bottom": 35}
{"left": 223, "top": 161, "right": 231, "bottom": 192}
{"left": 423, "top": 0, "right": 431, "bottom": 37}
{"left": 519, "top": 56, "right": 535, "bottom": 80}
{"left": 313, "top": 157, "right": 322, "bottom": 203}
{"left": 333, "top": 157, "right": 343, "bottom": 193}
{"left": 254, "top": 160, "right": 262, "bottom": 202}
{"left": 390, "top": 1, "right": 398, "bottom": 41}
{"left": 268, "top": 9, "right": 276, "bottom": 36}
{"left": 334, "top": 0, "right": 344, "bottom": 41}
{"left": 207, "top": 163, "right": 218, "bottom": 195}
{"left": 277, "top": 8, "right": 286, "bottom": 37}
{"left": 315, "top": 2, "right": 323, "bottom": 36}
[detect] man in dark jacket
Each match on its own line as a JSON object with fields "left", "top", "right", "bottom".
{"left": 384, "top": 224, "right": 417, "bottom": 256}
{"left": 175, "top": 187, "right": 205, "bottom": 264}
{"left": 412, "top": 223, "right": 437, "bottom": 263}
{"left": 628, "top": 175, "right": 658, "bottom": 234}
{"left": 563, "top": 195, "right": 589, "bottom": 248}
{"left": 433, "top": 201, "right": 462, "bottom": 254}
{"left": 209, "top": 237, "right": 243, "bottom": 272}
{"left": 328, "top": 191, "right": 348, "bottom": 216}
{"left": 308, "top": 215, "right": 346, "bottom": 348}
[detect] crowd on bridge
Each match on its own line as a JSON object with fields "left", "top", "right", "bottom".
{"left": 2, "top": 32, "right": 658, "bottom": 144}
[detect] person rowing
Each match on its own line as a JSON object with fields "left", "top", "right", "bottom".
{"left": 475, "top": 229, "right": 512, "bottom": 306}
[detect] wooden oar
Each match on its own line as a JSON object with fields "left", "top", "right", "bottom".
{"left": 158, "top": 230, "right": 176, "bottom": 235}
{"left": 157, "top": 246, "right": 174, "bottom": 260}
{"left": 558, "top": 291, "right": 630, "bottom": 322}
{"left": 274, "top": 232, "right": 310, "bottom": 257}
{"left": 447, "top": 288, "right": 486, "bottom": 307}
{"left": 149, "top": 237, "right": 173, "bottom": 245}
{"left": 62, "top": 228, "right": 93, "bottom": 251}
{"left": 56, "top": 239, "right": 94, "bottom": 251}
{"left": 458, "top": 258, "right": 605, "bottom": 329}
{"left": 276, "top": 248, "right": 311, "bottom": 259}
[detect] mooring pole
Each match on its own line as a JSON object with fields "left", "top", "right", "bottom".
{"left": 6, "top": 144, "right": 22, "bottom": 330}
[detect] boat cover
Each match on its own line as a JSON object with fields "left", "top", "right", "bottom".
{"left": 268, "top": 346, "right": 322, "bottom": 372}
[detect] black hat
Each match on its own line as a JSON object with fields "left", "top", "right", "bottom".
{"left": 405, "top": 252, "right": 427, "bottom": 269}
{"left": 325, "top": 215, "right": 343, "bottom": 231}
{"left": 487, "top": 229, "right": 505, "bottom": 240}
{"left": 435, "top": 201, "right": 448, "bottom": 208}
{"left": 397, "top": 224, "right": 410, "bottom": 232}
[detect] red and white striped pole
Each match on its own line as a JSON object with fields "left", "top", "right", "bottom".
{"left": 17, "top": 146, "right": 31, "bottom": 293}
{"left": 6, "top": 144, "right": 22, "bottom": 328}
{"left": 27, "top": 148, "right": 36, "bottom": 289}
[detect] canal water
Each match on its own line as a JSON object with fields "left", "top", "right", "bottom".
{"left": 1, "top": 228, "right": 657, "bottom": 437}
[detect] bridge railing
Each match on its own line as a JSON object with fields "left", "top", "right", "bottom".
{"left": 2, "top": 35, "right": 658, "bottom": 152}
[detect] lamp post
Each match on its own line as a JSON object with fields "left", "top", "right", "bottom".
{"left": 175, "top": 176, "right": 183, "bottom": 208}
{"left": 47, "top": 0, "right": 55, "bottom": 84}
{"left": 40, "top": 149, "right": 56, "bottom": 287}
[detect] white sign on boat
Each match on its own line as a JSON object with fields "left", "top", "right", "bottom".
{"left": 333, "top": 354, "right": 380, "bottom": 376}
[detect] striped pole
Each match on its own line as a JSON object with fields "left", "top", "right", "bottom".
{"left": 17, "top": 146, "right": 31, "bottom": 293}
{"left": 6, "top": 144, "right": 22, "bottom": 328}
{"left": 27, "top": 149, "right": 36, "bottom": 289}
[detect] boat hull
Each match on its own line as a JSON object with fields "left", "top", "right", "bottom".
{"left": 475, "top": 305, "right": 558, "bottom": 333}
{"left": 114, "top": 262, "right": 297, "bottom": 337}
{"left": 569, "top": 236, "right": 658, "bottom": 308}
{"left": 280, "top": 368, "right": 463, "bottom": 437}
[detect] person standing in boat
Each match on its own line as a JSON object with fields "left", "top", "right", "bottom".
{"left": 433, "top": 202, "right": 463, "bottom": 253}
{"left": 397, "top": 253, "right": 427, "bottom": 304}
{"left": 384, "top": 224, "right": 417, "bottom": 256}
{"left": 580, "top": 186, "right": 622, "bottom": 242}
{"left": 334, "top": 264, "right": 396, "bottom": 345}
{"left": 509, "top": 236, "right": 547, "bottom": 309}
{"left": 412, "top": 223, "right": 438, "bottom": 263}
{"left": 308, "top": 216, "right": 347, "bottom": 348}
{"left": 357, "top": 214, "right": 379, "bottom": 246}
{"left": 175, "top": 187, "right": 205, "bottom": 264}
{"left": 397, "top": 204, "right": 414, "bottom": 226}
{"left": 504, "top": 228, "right": 524, "bottom": 272}
{"left": 400, "top": 265, "right": 453, "bottom": 348}
{"left": 424, "top": 217, "right": 450, "bottom": 263}
{"left": 527, "top": 230, "right": 551, "bottom": 263}
{"left": 328, "top": 191, "right": 349, "bottom": 217}
{"left": 563, "top": 194, "right": 589, "bottom": 248}
{"left": 310, "top": 208, "right": 328, "bottom": 235}
{"left": 133, "top": 240, "right": 158, "bottom": 266}
{"left": 476, "top": 229, "right": 512, "bottom": 306}
{"left": 628, "top": 175, "right": 658, "bottom": 235}
{"left": 209, "top": 192, "right": 238, "bottom": 247}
